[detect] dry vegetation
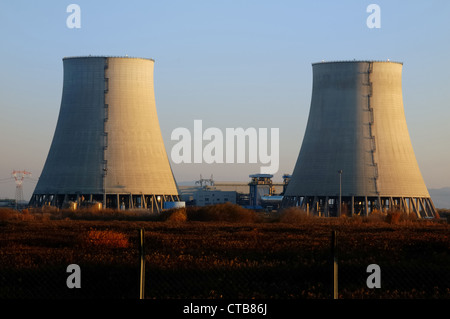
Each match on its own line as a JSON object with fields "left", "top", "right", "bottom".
{"left": 0, "top": 204, "right": 449, "bottom": 299}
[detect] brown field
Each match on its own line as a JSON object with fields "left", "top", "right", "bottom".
{"left": 0, "top": 204, "right": 449, "bottom": 299}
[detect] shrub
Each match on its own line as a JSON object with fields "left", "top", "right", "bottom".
{"left": 0, "top": 208, "right": 19, "bottom": 221}
{"left": 40, "top": 205, "right": 60, "bottom": 213}
{"left": 365, "top": 209, "right": 386, "bottom": 223}
{"left": 385, "top": 210, "right": 404, "bottom": 224}
{"left": 434, "top": 211, "right": 441, "bottom": 219}
{"left": 161, "top": 208, "right": 187, "bottom": 222}
{"left": 278, "top": 207, "right": 310, "bottom": 223}
{"left": 80, "top": 229, "right": 130, "bottom": 248}
{"left": 187, "top": 203, "right": 259, "bottom": 223}
{"left": 56, "top": 208, "right": 156, "bottom": 221}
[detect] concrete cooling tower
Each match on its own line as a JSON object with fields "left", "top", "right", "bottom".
{"left": 282, "top": 60, "right": 436, "bottom": 218}
{"left": 29, "top": 56, "right": 179, "bottom": 211}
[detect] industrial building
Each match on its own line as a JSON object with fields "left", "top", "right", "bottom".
{"left": 282, "top": 60, "right": 437, "bottom": 218}
{"left": 29, "top": 56, "right": 180, "bottom": 211}
{"left": 179, "top": 174, "right": 289, "bottom": 211}
{"left": 193, "top": 189, "right": 237, "bottom": 206}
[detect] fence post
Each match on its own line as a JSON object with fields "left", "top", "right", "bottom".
{"left": 139, "top": 228, "right": 145, "bottom": 299}
{"left": 331, "top": 230, "right": 338, "bottom": 299}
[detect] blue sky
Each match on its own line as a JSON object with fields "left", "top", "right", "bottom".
{"left": 0, "top": 0, "right": 449, "bottom": 200}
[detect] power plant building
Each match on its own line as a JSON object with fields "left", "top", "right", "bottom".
{"left": 282, "top": 61, "right": 437, "bottom": 218}
{"left": 29, "top": 56, "right": 179, "bottom": 211}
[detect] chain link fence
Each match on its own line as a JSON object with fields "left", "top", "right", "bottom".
{"left": 1, "top": 214, "right": 449, "bottom": 299}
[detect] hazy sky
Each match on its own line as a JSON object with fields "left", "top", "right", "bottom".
{"left": 0, "top": 0, "right": 449, "bottom": 201}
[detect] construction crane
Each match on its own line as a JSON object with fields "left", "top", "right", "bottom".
{"left": 11, "top": 170, "right": 32, "bottom": 209}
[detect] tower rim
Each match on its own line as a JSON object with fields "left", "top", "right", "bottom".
{"left": 312, "top": 60, "right": 403, "bottom": 66}
{"left": 63, "top": 55, "right": 155, "bottom": 62}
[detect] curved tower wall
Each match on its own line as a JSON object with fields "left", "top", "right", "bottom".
{"left": 30, "top": 56, "right": 179, "bottom": 210}
{"left": 283, "top": 61, "right": 436, "bottom": 218}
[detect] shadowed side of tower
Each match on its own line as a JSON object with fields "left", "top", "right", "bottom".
{"left": 29, "top": 56, "right": 179, "bottom": 211}
{"left": 282, "top": 61, "right": 436, "bottom": 218}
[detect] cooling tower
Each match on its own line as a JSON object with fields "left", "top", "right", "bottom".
{"left": 282, "top": 61, "right": 436, "bottom": 218}
{"left": 29, "top": 56, "right": 179, "bottom": 211}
